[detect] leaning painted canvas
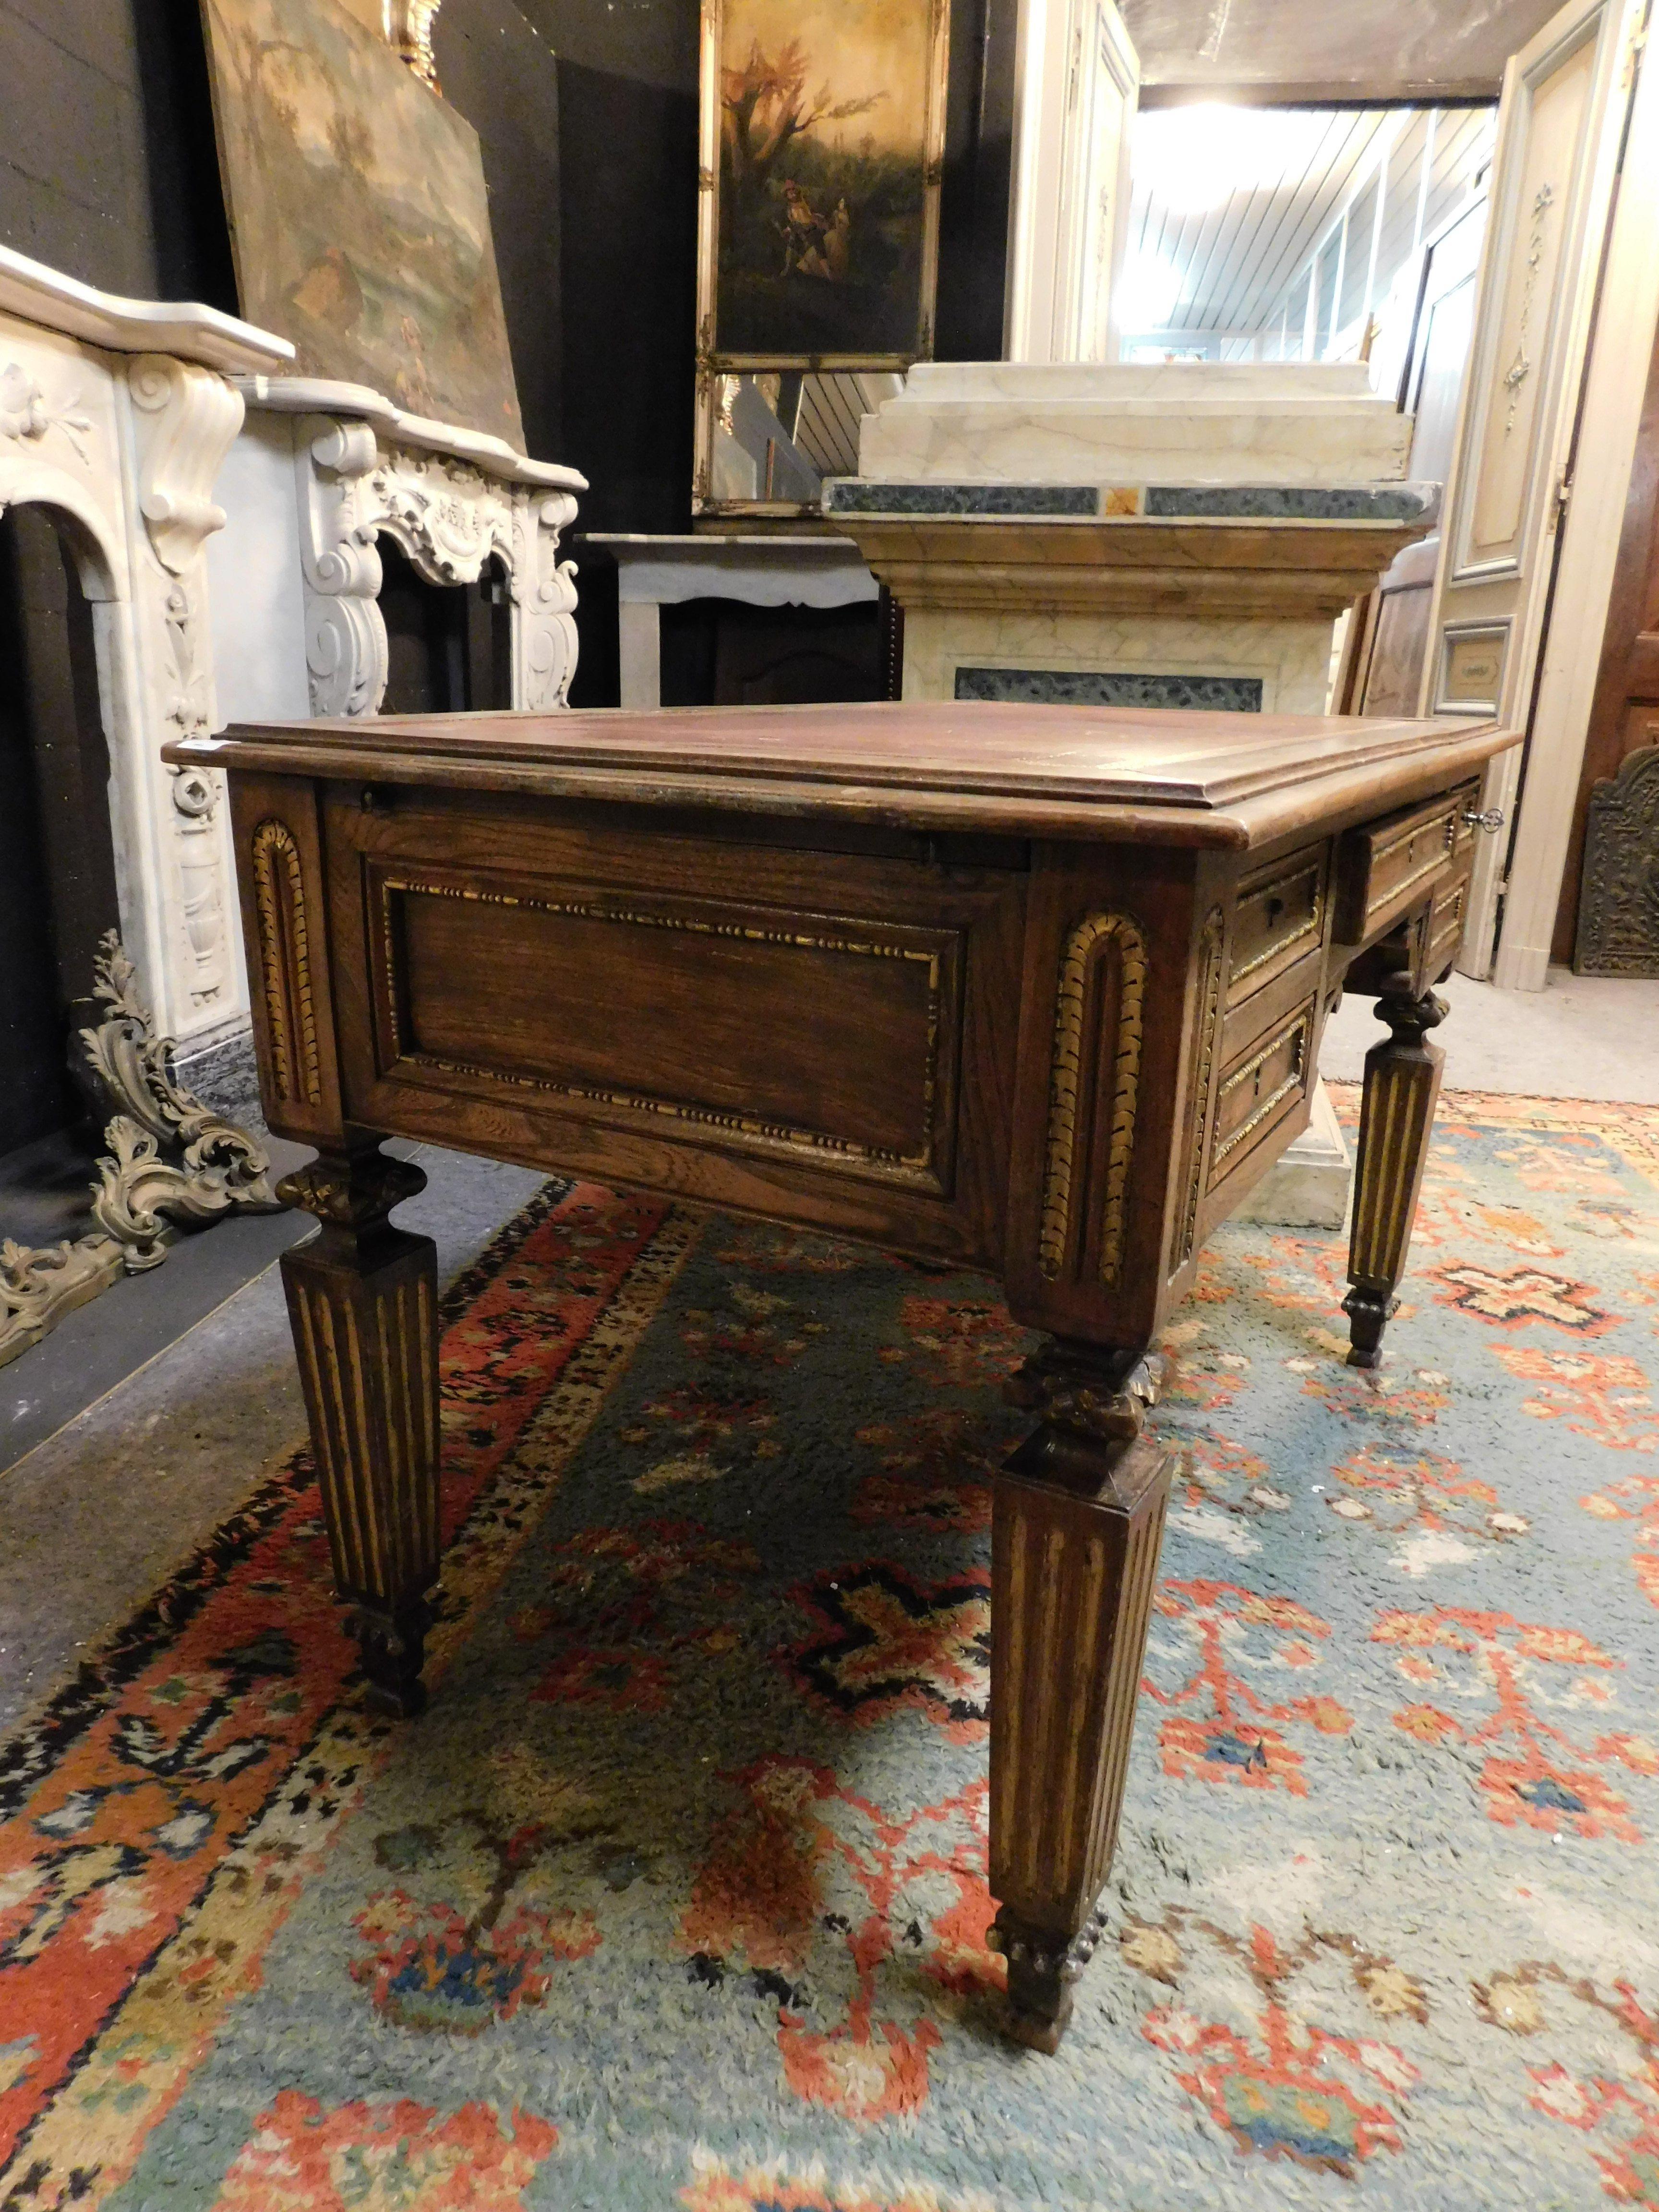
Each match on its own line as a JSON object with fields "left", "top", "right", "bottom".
{"left": 706, "top": 0, "right": 947, "bottom": 360}
{"left": 199, "top": 0, "right": 525, "bottom": 450}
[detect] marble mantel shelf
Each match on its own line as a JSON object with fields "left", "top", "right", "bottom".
{"left": 0, "top": 241, "right": 292, "bottom": 374}
{"left": 232, "top": 374, "right": 587, "bottom": 493}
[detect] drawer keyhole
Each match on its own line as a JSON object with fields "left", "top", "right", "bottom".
{"left": 1252, "top": 1067, "right": 1265, "bottom": 1099}
{"left": 1265, "top": 896, "right": 1286, "bottom": 925}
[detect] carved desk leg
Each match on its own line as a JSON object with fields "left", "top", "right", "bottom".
{"left": 1344, "top": 978, "right": 1447, "bottom": 1370}
{"left": 990, "top": 1342, "right": 1175, "bottom": 2052}
{"left": 277, "top": 1144, "right": 441, "bottom": 1716}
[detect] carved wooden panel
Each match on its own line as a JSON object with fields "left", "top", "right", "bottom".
{"left": 370, "top": 864, "right": 964, "bottom": 1194}
{"left": 1036, "top": 912, "right": 1146, "bottom": 1289}
{"left": 228, "top": 774, "right": 345, "bottom": 1144}
{"left": 250, "top": 820, "right": 324, "bottom": 1109}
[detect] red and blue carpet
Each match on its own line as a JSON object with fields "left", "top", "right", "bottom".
{"left": 2, "top": 1091, "right": 1658, "bottom": 2209}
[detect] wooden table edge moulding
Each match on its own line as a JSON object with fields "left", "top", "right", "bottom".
{"left": 165, "top": 699, "right": 1519, "bottom": 2054}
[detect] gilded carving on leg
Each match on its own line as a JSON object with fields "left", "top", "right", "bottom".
{"left": 251, "top": 819, "right": 323, "bottom": 1107}
{"left": 1176, "top": 905, "right": 1226, "bottom": 1271}
{"left": 1037, "top": 912, "right": 1146, "bottom": 1287}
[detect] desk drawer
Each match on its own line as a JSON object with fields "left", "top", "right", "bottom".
{"left": 1226, "top": 841, "right": 1329, "bottom": 1009}
{"left": 1425, "top": 865, "right": 1472, "bottom": 977}
{"left": 1335, "top": 791, "right": 1460, "bottom": 944}
{"left": 1207, "top": 994, "right": 1316, "bottom": 1194}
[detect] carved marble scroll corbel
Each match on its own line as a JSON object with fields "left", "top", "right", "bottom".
{"left": 512, "top": 487, "right": 580, "bottom": 709}
{"left": 297, "top": 414, "right": 388, "bottom": 716}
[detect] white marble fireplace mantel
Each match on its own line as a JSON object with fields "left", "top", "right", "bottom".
{"left": 0, "top": 242, "right": 292, "bottom": 1057}
{"left": 208, "top": 375, "right": 589, "bottom": 725}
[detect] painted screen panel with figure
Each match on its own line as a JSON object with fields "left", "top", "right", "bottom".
{"left": 694, "top": 0, "right": 948, "bottom": 514}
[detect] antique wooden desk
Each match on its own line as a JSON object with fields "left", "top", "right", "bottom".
{"left": 167, "top": 701, "right": 1519, "bottom": 2053}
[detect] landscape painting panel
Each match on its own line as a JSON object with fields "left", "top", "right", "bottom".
{"left": 200, "top": 0, "right": 525, "bottom": 448}
{"left": 717, "top": 0, "right": 935, "bottom": 357}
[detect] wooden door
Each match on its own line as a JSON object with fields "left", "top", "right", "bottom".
{"left": 1346, "top": 200, "right": 1489, "bottom": 717}
{"left": 1005, "top": 0, "right": 1139, "bottom": 362}
{"left": 1413, "top": 0, "right": 1638, "bottom": 978}
{"left": 1557, "top": 316, "right": 1659, "bottom": 965}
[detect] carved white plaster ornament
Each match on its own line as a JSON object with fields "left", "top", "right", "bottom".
{"left": 0, "top": 934, "right": 278, "bottom": 1366}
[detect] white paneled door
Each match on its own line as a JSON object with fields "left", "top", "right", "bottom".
{"left": 1004, "top": 0, "right": 1139, "bottom": 362}
{"left": 1414, "top": 0, "right": 1644, "bottom": 978}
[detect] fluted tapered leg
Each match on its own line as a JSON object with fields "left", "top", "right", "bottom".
{"left": 990, "top": 1342, "right": 1174, "bottom": 2052}
{"left": 278, "top": 1143, "right": 440, "bottom": 1716}
{"left": 1344, "top": 979, "right": 1446, "bottom": 1369}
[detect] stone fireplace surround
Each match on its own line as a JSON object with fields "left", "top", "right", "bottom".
{"left": 0, "top": 243, "right": 293, "bottom": 1094}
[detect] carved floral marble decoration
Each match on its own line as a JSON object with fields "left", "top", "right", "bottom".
{"left": 0, "top": 934, "right": 279, "bottom": 1369}
{"left": 300, "top": 424, "right": 580, "bottom": 716}
{"left": 0, "top": 244, "right": 292, "bottom": 1053}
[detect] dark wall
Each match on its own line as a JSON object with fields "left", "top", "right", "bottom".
{"left": 937, "top": 0, "right": 1017, "bottom": 364}
{"left": 521, "top": 0, "right": 1015, "bottom": 702}
{"left": 0, "top": 511, "right": 121, "bottom": 1155}
{"left": 514, "top": 0, "right": 700, "bottom": 531}
{"left": 0, "top": 0, "right": 233, "bottom": 305}
{"left": 433, "top": 0, "right": 563, "bottom": 462}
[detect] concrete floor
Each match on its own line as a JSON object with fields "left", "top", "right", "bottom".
{"left": 1, "top": 964, "right": 1654, "bottom": 1740}
{"left": 1322, "top": 964, "right": 1659, "bottom": 1102}
{"left": 0, "top": 1145, "right": 545, "bottom": 1737}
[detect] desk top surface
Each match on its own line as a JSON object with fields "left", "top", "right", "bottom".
{"left": 172, "top": 702, "right": 1518, "bottom": 850}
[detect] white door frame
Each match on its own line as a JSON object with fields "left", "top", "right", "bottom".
{"left": 1415, "top": 0, "right": 1643, "bottom": 980}
{"left": 1004, "top": 0, "right": 1139, "bottom": 363}
{"left": 1494, "top": 4, "right": 1659, "bottom": 987}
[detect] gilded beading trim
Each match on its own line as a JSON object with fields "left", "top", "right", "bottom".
{"left": 1209, "top": 1005, "right": 1311, "bottom": 1182}
{"left": 1037, "top": 912, "right": 1146, "bottom": 1286}
{"left": 1229, "top": 851, "right": 1324, "bottom": 993}
{"left": 1176, "top": 906, "right": 1226, "bottom": 1270}
{"left": 251, "top": 819, "right": 322, "bottom": 1106}
{"left": 377, "top": 877, "right": 950, "bottom": 1184}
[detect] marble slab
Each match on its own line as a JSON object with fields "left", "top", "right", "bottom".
{"left": 896, "top": 361, "right": 1378, "bottom": 403}
{"left": 854, "top": 360, "right": 1416, "bottom": 488}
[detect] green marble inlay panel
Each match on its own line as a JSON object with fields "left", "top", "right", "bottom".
{"left": 823, "top": 482, "right": 1098, "bottom": 517}
{"left": 954, "top": 668, "right": 1264, "bottom": 712}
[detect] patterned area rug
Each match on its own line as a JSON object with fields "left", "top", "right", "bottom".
{"left": 3, "top": 1091, "right": 1659, "bottom": 2211}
